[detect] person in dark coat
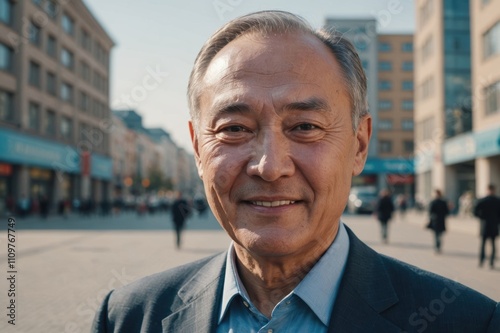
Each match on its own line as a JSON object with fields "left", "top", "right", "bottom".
{"left": 374, "top": 189, "right": 395, "bottom": 244}
{"left": 428, "top": 189, "right": 450, "bottom": 254}
{"left": 170, "top": 192, "right": 191, "bottom": 249}
{"left": 473, "top": 184, "right": 500, "bottom": 269}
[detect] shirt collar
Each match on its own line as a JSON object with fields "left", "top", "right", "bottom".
{"left": 219, "top": 222, "right": 350, "bottom": 325}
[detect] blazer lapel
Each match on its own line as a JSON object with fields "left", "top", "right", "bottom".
{"left": 328, "top": 226, "right": 401, "bottom": 332}
{"left": 162, "top": 253, "right": 226, "bottom": 333}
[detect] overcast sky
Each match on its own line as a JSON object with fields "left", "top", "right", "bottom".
{"left": 84, "top": 0, "right": 415, "bottom": 152}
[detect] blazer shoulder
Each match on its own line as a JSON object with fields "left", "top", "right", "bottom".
{"left": 94, "top": 252, "right": 226, "bottom": 332}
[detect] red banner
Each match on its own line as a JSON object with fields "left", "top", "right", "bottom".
{"left": 81, "top": 152, "right": 91, "bottom": 176}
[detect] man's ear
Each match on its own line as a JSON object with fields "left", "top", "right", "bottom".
{"left": 189, "top": 121, "right": 203, "bottom": 179}
{"left": 352, "top": 115, "right": 372, "bottom": 176}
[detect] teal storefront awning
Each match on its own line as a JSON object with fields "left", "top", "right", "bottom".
{"left": 0, "top": 128, "right": 112, "bottom": 180}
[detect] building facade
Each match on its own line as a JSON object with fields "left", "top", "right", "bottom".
{"left": 377, "top": 34, "right": 415, "bottom": 196}
{"left": 0, "top": 0, "right": 114, "bottom": 214}
{"left": 415, "top": 0, "right": 500, "bottom": 207}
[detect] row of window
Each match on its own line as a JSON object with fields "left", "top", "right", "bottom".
{"left": 378, "top": 119, "right": 414, "bottom": 131}
{"left": 378, "top": 61, "right": 413, "bottom": 72}
{"left": 13, "top": 0, "right": 109, "bottom": 67}
{"left": 379, "top": 100, "right": 414, "bottom": 110}
{"left": 27, "top": 61, "right": 108, "bottom": 118}
{"left": 378, "top": 41, "right": 413, "bottom": 53}
{"left": 0, "top": 90, "right": 108, "bottom": 152}
{"left": 379, "top": 80, "right": 414, "bottom": 91}
{"left": 379, "top": 140, "right": 415, "bottom": 154}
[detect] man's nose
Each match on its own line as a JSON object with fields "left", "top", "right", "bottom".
{"left": 246, "top": 129, "right": 295, "bottom": 182}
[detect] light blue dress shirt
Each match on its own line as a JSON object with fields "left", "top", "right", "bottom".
{"left": 217, "top": 222, "right": 350, "bottom": 333}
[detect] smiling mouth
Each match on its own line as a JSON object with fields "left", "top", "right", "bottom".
{"left": 250, "top": 200, "right": 296, "bottom": 207}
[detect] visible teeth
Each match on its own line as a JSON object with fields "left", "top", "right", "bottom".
{"left": 252, "top": 200, "right": 295, "bottom": 207}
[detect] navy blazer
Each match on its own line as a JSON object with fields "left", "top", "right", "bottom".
{"left": 92, "top": 226, "right": 500, "bottom": 332}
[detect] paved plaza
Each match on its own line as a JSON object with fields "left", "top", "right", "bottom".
{"left": 0, "top": 210, "right": 498, "bottom": 332}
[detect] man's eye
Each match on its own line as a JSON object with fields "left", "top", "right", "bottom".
{"left": 223, "top": 126, "right": 247, "bottom": 132}
{"left": 294, "top": 123, "right": 317, "bottom": 131}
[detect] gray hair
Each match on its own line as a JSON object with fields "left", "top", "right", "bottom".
{"left": 187, "top": 10, "right": 368, "bottom": 131}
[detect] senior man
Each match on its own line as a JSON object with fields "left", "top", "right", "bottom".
{"left": 93, "top": 11, "right": 499, "bottom": 332}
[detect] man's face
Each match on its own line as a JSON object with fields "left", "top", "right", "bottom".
{"left": 190, "top": 32, "right": 371, "bottom": 259}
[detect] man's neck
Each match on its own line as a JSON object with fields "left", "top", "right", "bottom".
{"left": 233, "top": 229, "right": 338, "bottom": 318}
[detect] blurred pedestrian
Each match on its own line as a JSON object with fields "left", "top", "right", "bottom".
{"left": 428, "top": 189, "right": 450, "bottom": 254}
{"left": 396, "top": 194, "right": 408, "bottom": 221}
{"left": 39, "top": 194, "right": 49, "bottom": 219}
{"left": 171, "top": 192, "right": 191, "bottom": 249}
{"left": 17, "top": 193, "right": 30, "bottom": 218}
{"left": 374, "top": 189, "right": 395, "bottom": 244}
{"left": 473, "top": 184, "right": 500, "bottom": 269}
{"left": 459, "top": 191, "right": 474, "bottom": 217}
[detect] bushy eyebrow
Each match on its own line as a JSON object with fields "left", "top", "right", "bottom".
{"left": 283, "top": 97, "right": 330, "bottom": 112}
{"left": 214, "top": 97, "right": 329, "bottom": 115}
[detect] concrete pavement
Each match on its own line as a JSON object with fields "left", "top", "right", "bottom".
{"left": 0, "top": 210, "right": 498, "bottom": 332}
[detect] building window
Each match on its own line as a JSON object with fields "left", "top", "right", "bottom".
{"left": 80, "top": 29, "right": 91, "bottom": 51}
{"left": 483, "top": 21, "right": 500, "bottom": 59}
{"left": 0, "top": 0, "right": 14, "bottom": 25}
{"left": 402, "top": 61, "right": 413, "bottom": 71}
{"left": 379, "top": 42, "right": 391, "bottom": 52}
{"left": 61, "top": 82, "right": 73, "bottom": 104}
{"left": 45, "top": 109, "right": 56, "bottom": 136}
{"left": 29, "top": 61, "right": 41, "bottom": 88}
{"left": 379, "top": 61, "right": 392, "bottom": 71}
{"left": 402, "top": 100, "right": 414, "bottom": 110}
{"left": 46, "top": 71, "right": 57, "bottom": 96}
{"left": 29, "top": 102, "right": 40, "bottom": 131}
{"left": 420, "top": 76, "right": 435, "bottom": 100}
{"left": 484, "top": 81, "right": 500, "bottom": 115}
{"left": 0, "top": 43, "right": 13, "bottom": 73}
{"left": 60, "top": 116, "right": 72, "bottom": 141}
{"left": 0, "top": 89, "right": 14, "bottom": 122}
{"left": 79, "top": 91, "right": 89, "bottom": 111}
{"left": 380, "top": 140, "right": 392, "bottom": 153}
{"left": 403, "top": 140, "right": 414, "bottom": 153}
{"left": 378, "top": 100, "right": 393, "bottom": 110}
{"left": 378, "top": 119, "right": 393, "bottom": 130}
{"left": 62, "top": 13, "right": 74, "bottom": 36}
{"left": 61, "top": 48, "right": 74, "bottom": 70}
{"left": 379, "top": 80, "right": 392, "bottom": 91}
{"left": 402, "top": 119, "right": 414, "bottom": 130}
{"left": 402, "top": 81, "right": 414, "bottom": 91}
{"left": 80, "top": 61, "right": 90, "bottom": 82}
{"left": 421, "top": 35, "right": 434, "bottom": 63}
{"left": 47, "top": 35, "right": 57, "bottom": 58}
{"left": 402, "top": 42, "right": 413, "bottom": 52}
{"left": 44, "top": 0, "right": 57, "bottom": 18}
{"left": 29, "top": 22, "right": 42, "bottom": 46}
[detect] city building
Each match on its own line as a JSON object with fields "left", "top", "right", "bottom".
{"left": 377, "top": 34, "right": 415, "bottom": 196}
{"left": 414, "top": 0, "right": 500, "bottom": 207}
{"left": 324, "top": 18, "right": 415, "bottom": 196}
{"left": 470, "top": 0, "right": 500, "bottom": 196}
{"left": 0, "top": 0, "right": 114, "bottom": 214}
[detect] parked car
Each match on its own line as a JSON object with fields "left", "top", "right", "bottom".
{"left": 347, "top": 186, "right": 378, "bottom": 214}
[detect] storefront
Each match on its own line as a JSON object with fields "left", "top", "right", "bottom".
{"left": 0, "top": 129, "right": 113, "bottom": 213}
{"left": 359, "top": 157, "right": 415, "bottom": 198}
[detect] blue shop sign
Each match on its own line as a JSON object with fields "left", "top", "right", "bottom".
{"left": 475, "top": 127, "right": 500, "bottom": 158}
{"left": 91, "top": 154, "right": 113, "bottom": 180}
{"left": 0, "top": 129, "right": 79, "bottom": 172}
{"left": 0, "top": 129, "right": 113, "bottom": 180}
{"left": 443, "top": 132, "right": 476, "bottom": 165}
{"left": 362, "top": 158, "right": 414, "bottom": 175}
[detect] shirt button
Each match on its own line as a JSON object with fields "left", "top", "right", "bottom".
{"left": 267, "top": 330, "right": 273, "bottom": 333}
{"left": 286, "top": 300, "right": 291, "bottom": 305}
{"left": 242, "top": 300, "right": 249, "bottom": 308}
